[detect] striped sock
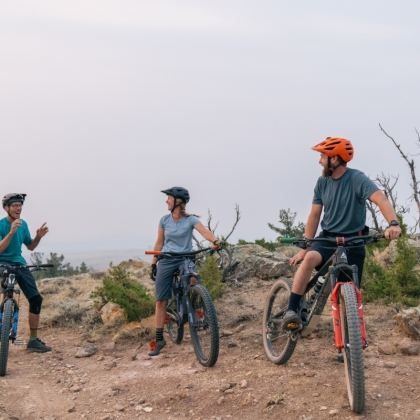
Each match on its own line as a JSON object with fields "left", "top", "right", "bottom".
{"left": 155, "top": 328, "right": 164, "bottom": 342}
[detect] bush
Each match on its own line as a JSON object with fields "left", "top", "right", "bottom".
{"left": 92, "top": 264, "right": 155, "bottom": 322}
{"left": 199, "top": 256, "right": 225, "bottom": 300}
{"left": 363, "top": 236, "right": 420, "bottom": 306}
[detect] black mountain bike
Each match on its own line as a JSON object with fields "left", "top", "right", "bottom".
{"left": 146, "top": 247, "right": 220, "bottom": 367}
{"left": 262, "top": 233, "right": 383, "bottom": 414}
{"left": 0, "top": 263, "right": 53, "bottom": 376}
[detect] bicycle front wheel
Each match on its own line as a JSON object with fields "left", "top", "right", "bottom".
{"left": 262, "top": 278, "right": 298, "bottom": 364}
{"left": 340, "top": 283, "right": 365, "bottom": 413}
{"left": 189, "top": 284, "right": 219, "bottom": 367}
{"left": 166, "top": 297, "right": 184, "bottom": 344}
{"left": 0, "top": 299, "right": 13, "bottom": 376}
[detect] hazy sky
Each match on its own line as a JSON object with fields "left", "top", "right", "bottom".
{"left": 1, "top": 1, "right": 420, "bottom": 254}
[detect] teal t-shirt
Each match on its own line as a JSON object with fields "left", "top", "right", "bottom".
{"left": 0, "top": 218, "right": 32, "bottom": 264}
{"left": 312, "top": 168, "right": 379, "bottom": 234}
{"left": 159, "top": 214, "right": 200, "bottom": 253}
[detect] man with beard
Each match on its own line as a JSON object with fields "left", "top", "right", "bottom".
{"left": 282, "top": 138, "right": 401, "bottom": 333}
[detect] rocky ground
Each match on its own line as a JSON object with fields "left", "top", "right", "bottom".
{"left": 1, "top": 270, "right": 420, "bottom": 420}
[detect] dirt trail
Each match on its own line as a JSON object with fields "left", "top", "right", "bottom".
{"left": 1, "top": 280, "right": 420, "bottom": 420}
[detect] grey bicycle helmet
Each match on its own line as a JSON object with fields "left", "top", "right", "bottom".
{"left": 161, "top": 187, "right": 190, "bottom": 203}
{"left": 2, "top": 193, "right": 26, "bottom": 208}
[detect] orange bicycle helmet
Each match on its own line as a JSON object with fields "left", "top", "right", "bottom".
{"left": 311, "top": 138, "right": 354, "bottom": 162}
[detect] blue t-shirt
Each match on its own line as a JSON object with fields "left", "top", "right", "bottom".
{"left": 312, "top": 168, "right": 379, "bottom": 234}
{"left": 159, "top": 214, "right": 200, "bottom": 253}
{"left": 0, "top": 218, "right": 32, "bottom": 264}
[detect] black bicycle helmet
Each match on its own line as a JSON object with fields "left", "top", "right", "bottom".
{"left": 2, "top": 193, "right": 26, "bottom": 208}
{"left": 161, "top": 187, "right": 190, "bottom": 203}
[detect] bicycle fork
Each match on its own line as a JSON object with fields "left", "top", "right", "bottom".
{"left": 331, "top": 282, "right": 368, "bottom": 349}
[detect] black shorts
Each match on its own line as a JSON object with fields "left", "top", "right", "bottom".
{"left": 2, "top": 264, "right": 40, "bottom": 300}
{"left": 308, "top": 231, "right": 366, "bottom": 284}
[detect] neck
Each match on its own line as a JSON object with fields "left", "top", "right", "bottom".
{"left": 171, "top": 208, "right": 182, "bottom": 220}
{"left": 6, "top": 214, "right": 18, "bottom": 222}
{"left": 331, "top": 165, "right": 347, "bottom": 179}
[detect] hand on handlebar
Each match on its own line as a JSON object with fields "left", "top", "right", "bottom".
{"left": 213, "top": 239, "right": 227, "bottom": 250}
{"left": 289, "top": 249, "right": 308, "bottom": 266}
{"left": 384, "top": 225, "right": 401, "bottom": 240}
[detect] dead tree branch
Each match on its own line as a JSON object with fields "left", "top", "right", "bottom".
{"left": 223, "top": 204, "right": 241, "bottom": 242}
{"left": 379, "top": 124, "right": 420, "bottom": 230}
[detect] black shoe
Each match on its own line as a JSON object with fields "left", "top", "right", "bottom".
{"left": 26, "top": 338, "right": 52, "bottom": 353}
{"left": 281, "top": 310, "right": 302, "bottom": 330}
{"left": 148, "top": 339, "right": 166, "bottom": 356}
{"left": 337, "top": 350, "right": 344, "bottom": 363}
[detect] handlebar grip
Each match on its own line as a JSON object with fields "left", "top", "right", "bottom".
{"left": 279, "top": 237, "right": 297, "bottom": 243}
{"left": 211, "top": 245, "right": 219, "bottom": 249}
{"left": 145, "top": 251, "right": 161, "bottom": 255}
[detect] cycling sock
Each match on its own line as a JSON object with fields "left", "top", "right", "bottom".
{"left": 155, "top": 328, "right": 164, "bottom": 342}
{"left": 29, "top": 329, "right": 38, "bottom": 340}
{"left": 288, "top": 292, "right": 303, "bottom": 312}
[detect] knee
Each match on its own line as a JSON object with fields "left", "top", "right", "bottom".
{"left": 302, "top": 252, "right": 322, "bottom": 269}
{"left": 28, "top": 294, "right": 43, "bottom": 314}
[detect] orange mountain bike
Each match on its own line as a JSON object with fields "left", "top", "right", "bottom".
{"left": 262, "top": 233, "right": 383, "bottom": 413}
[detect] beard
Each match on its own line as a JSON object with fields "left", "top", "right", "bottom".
{"left": 322, "top": 166, "right": 333, "bottom": 177}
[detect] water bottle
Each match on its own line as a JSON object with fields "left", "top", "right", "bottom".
{"left": 310, "top": 276, "right": 326, "bottom": 303}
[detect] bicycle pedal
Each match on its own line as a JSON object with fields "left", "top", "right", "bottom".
{"left": 13, "top": 339, "right": 25, "bottom": 346}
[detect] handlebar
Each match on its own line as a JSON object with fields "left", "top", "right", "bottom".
{"left": 145, "top": 246, "right": 218, "bottom": 257}
{"left": 281, "top": 233, "right": 384, "bottom": 249}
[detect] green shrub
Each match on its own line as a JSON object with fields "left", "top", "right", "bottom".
{"left": 199, "top": 256, "right": 225, "bottom": 300}
{"left": 92, "top": 264, "right": 155, "bottom": 322}
{"left": 363, "top": 236, "right": 420, "bottom": 306}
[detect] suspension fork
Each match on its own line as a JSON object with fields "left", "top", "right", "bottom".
{"left": 181, "top": 275, "right": 195, "bottom": 325}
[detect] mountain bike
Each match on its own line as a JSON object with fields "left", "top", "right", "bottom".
{"left": 262, "top": 233, "right": 383, "bottom": 413}
{"left": 145, "top": 247, "right": 220, "bottom": 367}
{"left": 0, "top": 263, "right": 54, "bottom": 376}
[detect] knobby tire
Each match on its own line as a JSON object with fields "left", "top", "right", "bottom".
{"left": 189, "top": 284, "right": 219, "bottom": 367}
{"left": 262, "top": 278, "right": 298, "bottom": 364}
{"left": 166, "top": 297, "right": 184, "bottom": 344}
{"left": 340, "top": 283, "right": 365, "bottom": 413}
{"left": 0, "top": 300, "right": 13, "bottom": 376}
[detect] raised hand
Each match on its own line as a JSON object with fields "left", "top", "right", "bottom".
{"left": 36, "top": 223, "right": 49, "bottom": 238}
{"left": 10, "top": 219, "right": 22, "bottom": 235}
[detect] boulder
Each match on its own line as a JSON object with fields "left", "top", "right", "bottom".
{"left": 100, "top": 302, "right": 126, "bottom": 326}
{"left": 231, "top": 245, "right": 297, "bottom": 280}
{"left": 394, "top": 337, "right": 420, "bottom": 356}
{"left": 113, "top": 315, "right": 155, "bottom": 341}
{"left": 375, "top": 239, "right": 420, "bottom": 267}
{"left": 395, "top": 305, "right": 420, "bottom": 340}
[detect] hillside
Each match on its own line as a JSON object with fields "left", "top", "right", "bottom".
{"left": 0, "top": 261, "right": 419, "bottom": 420}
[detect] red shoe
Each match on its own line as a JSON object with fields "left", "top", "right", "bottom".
{"left": 148, "top": 339, "right": 166, "bottom": 356}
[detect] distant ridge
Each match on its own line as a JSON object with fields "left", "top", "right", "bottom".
{"left": 22, "top": 248, "right": 151, "bottom": 270}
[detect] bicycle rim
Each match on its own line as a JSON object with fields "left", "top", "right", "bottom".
{"left": 0, "top": 300, "right": 13, "bottom": 376}
{"left": 166, "top": 297, "right": 184, "bottom": 344}
{"left": 340, "top": 283, "right": 365, "bottom": 413}
{"left": 189, "top": 284, "right": 219, "bottom": 367}
{"left": 262, "top": 278, "right": 298, "bottom": 364}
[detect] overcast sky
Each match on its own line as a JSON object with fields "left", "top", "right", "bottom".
{"left": 1, "top": 1, "right": 420, "bottom": 255}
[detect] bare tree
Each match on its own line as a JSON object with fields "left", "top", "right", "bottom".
{"left": 379, "top": 124, "right": 420, "bottom": 230}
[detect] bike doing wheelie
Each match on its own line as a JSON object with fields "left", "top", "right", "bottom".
{"left": 0, "top": 263, "right": 53, "bottom": 376}
{"left": 262, "top": 233, "right": 383, "bottom": 413}
{"left": 146, "top": 247, "right": 219, "bottom": 367}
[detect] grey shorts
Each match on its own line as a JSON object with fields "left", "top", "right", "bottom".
{"left": 155, "top": 258, "right": 199, "bottom": 302}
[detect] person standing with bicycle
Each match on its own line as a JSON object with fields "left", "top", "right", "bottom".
{"left": 149, "top": 187, "right": 222, "bottom": 356}
{"left": 282, "top": 138, "right": 401, "bottom": 332}
{"left": 0, "top": 193, "right": 51, "bottom": 353}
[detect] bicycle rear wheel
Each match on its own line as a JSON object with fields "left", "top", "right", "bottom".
{"left": 166, "top": 297, "right": 184, "bottom": 344}
{"left": 189, "top": 284, "right": 219, "bottom": 367}
{"left": 0, "top": 300, "right": 13, "bottom": 376}
{"left": 262, "top": 278, "right": 298, "bottom": 364}
{"left": 340, "top": 283, "right": 365, "bottom": 413}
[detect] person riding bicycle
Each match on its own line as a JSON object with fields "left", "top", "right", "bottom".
{"left": 149, "top": 187, "right": 222, "bottom": 356}
{"left": 282, "top": 138, "right": 401, "bottom": 332}
{"left": 0, "top": 193, "right": 51, "bottom": 353}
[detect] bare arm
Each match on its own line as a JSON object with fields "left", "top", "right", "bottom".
{"left": 0, "top": 220, "right": 23, "bottom": 255}
{"left": 289, "top": 204, "right": 323, "bottom": 266}
{"left": 26, "top": 223, "right": 49, "bottom": 251}
{"left": 194, "top": 222, "right": 217, "bottom": 244}
{"left": 151, "top": 227, "right": 165, "bottom": 265}
{"left": 370, "top": 190, "right": 401, "bottom": 240}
